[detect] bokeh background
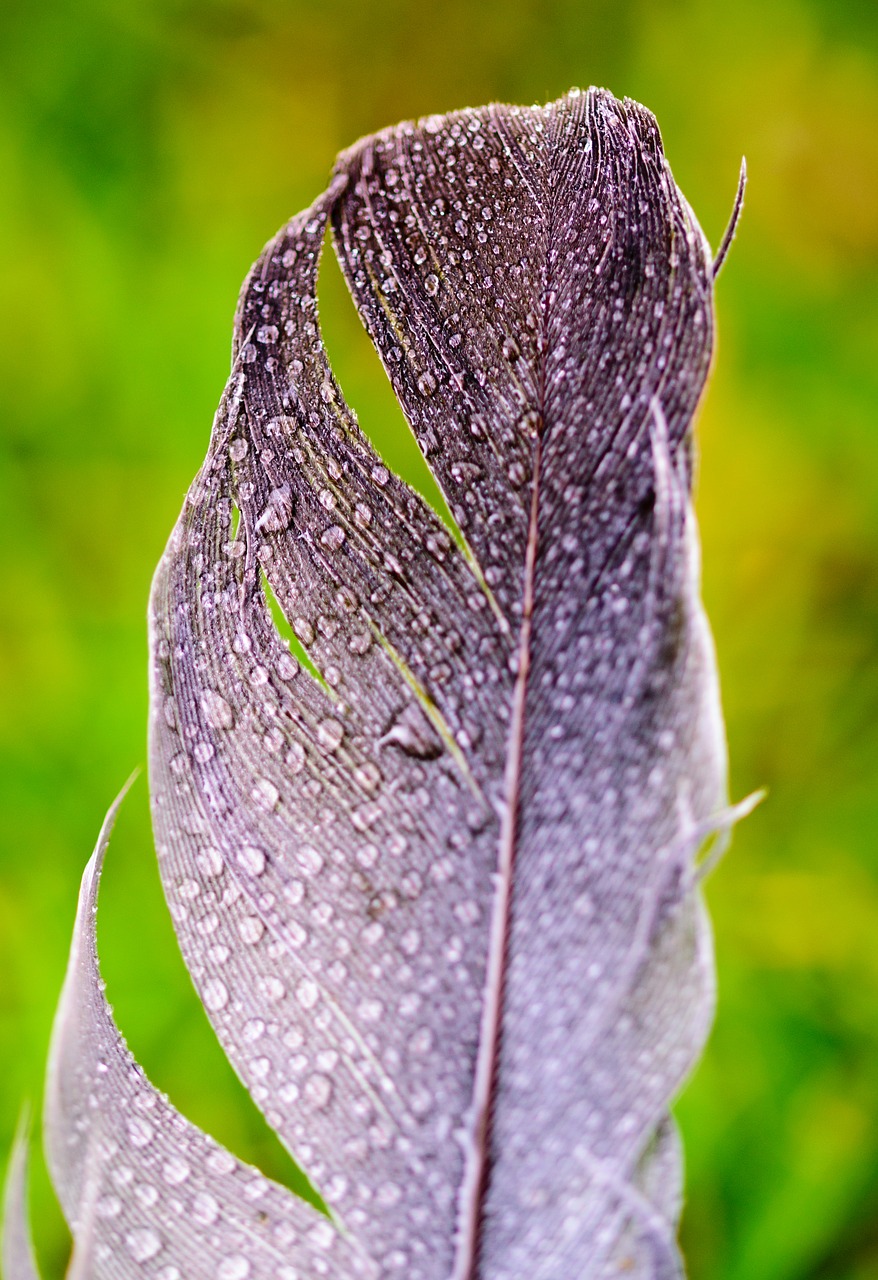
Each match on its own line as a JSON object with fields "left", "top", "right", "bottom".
{"left": 1, "top": 0, "right": 877, "bottom": 1275}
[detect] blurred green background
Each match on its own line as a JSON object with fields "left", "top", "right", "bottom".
{"left": 1, "top": 0, "right": 877, "bottom": 1275}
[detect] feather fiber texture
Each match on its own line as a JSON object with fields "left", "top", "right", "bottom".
{"left": 3, "top": 88, "right": 747, "bottom": 1279}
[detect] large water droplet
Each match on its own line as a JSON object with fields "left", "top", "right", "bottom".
{"left": 125, "top": 1227, "right": 162, "bottom": 1262}
{"left": 203, "top": 979, "right": 230, "bottom": 1011}
{"left": 305, "top": 1074, "right": 333, "bottom": 1110}
{"left": 218, "top": 1257, "right": 251, "bottom": 1280}
{"left": 192, "top": 1191, "right": 220, "bottom": 1226}
{"left": 127, "top": 1117, "right": 154, "bottom": 1148}
{"left": 256, "top": 485, "right": 293, "bottom": 532}
{"left": 317, "top": 718, "right": 344, "bottom": 751}
{"left": 238, "top": 846, "right": 267, "bottom": 876}
{"left": 201, "top": 689, "right": 235, "bottom": 731}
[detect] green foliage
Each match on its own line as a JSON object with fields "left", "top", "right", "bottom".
{"left": 1, "top": 2, "right": 876, "bottom": 1276}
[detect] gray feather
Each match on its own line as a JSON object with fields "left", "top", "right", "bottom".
{"left": 43, "top": 789, "right": 373, "bottom": 1279}
{"left": 2, "top": 1115, "right": 42, "bottom": 1280}
{"left": 4, "top": 87, "right": 747, "bottom": 1279}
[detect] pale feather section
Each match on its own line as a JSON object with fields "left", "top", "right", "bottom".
{"left": 42, "top": 792, "right": 375, "bottom": 1280}
{"left": 1, "top": 1116, "right": 42, "bottom": 1280}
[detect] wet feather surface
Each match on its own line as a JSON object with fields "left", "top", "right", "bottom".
{"left": 3, "top": 88, "right": 739, "bottom": 1280}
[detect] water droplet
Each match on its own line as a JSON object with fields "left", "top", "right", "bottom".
{"left": 252, "top": 778, "right": 279, "bottom": 811}
{"left": 256, "top": 486, "right": 293, "bottom": 532}
{"left": 294, "top": 618, "right": 315, "bottom": 645}
{"left": 218, "top": 1257, "right": 251, "bottom": 1280}
{"left": 203, "top": 979, "right": 229, "bottom": 1011}
{"left": 135, "top": 1182, "right": 159, "bottom": 1209}
{"left": 296, "top": 978, "right": 320, "bottom": 1010}
{"left": 320, "top": 524, "right": 346, "bottom": 550}
{"left": 162, "top": 1156, "right": 190, "bottom": 1185}
{"left": 259, "top": 975, "right": 287, "bottom": 1003}
{"left": 125, "top": 1227, "right": 161, "bottom": 1263}
{"left": 408, "top": 1027, "right": 433, "bottom": 1055}
{"left": 318, "top": 488, "right": 337, "bottom": 511}
{"left": 192, "top": 1190, "right": 220, "bottom": 1226}
{"left": 256, "top": 324, "right": 278, "bottom": 344}
{"left": 239, "top": 915, "right": 265, "bottom": 944}
{"left": 127, "top": 1117, "right": 154, "bottom": 1148}
{"left": 177, "top": 877, "right": 201, "bottom": 902}
{"left": 349, "top": 631, "right": 372, "bottom": 655}
{"left": 454, "top": 899, "right": 481, "bottom": 925}
{"left": 354, "top": 762, "right": 382, "bottom": 792}
{"left": 351, "top": 801, "right": 381, "bottom": 832}
{"left": 305, "top": 1074, "right": 333, "bottom": 1110}
{"left": 194, "top": 846, "right": 224, "bottom": 882}
{"left": 358, "top": 997, "right": 383, "bottom": 1023}
{"left": 417, "top": 371, "right": 437, "bottom": 397}
{"left": 200, "top": 689, "right": 235, "bottom": 731}
{"left": 424, "top": 273, "right": 439, "bottom": 296}
{"left": 574, "top": 892, "right": 594, "bottom": 917}
{"left": 377, "top": 1181, "right": 403, "bottom": 1207}
{"left": 296, "top": 844, "right": 324, "bottom": 877}
{"left": 519, "top": 409, "right": 542, "bottom": 436}
{"left": 238, "top": 845, "right": 267, "bottom": 876}
{"left": 206, "top": 1152, "right": 237, "bottom": 1182}
{"left": 277, "top": 651, "right": 299, "bottom": 680}
{"left": 354, "top": 502, "right": 373, "bottom": 528}
{"left": 400, "top": 928, "right": 421, "bottom": 956}
{"left": 317, "top": 718, "right": 344, "bottom": 751}
{"left": 229, "top": 438, "right": 248, "bottom": 462}
{"left": 401, "top": 871, "right": 422, "bottom": 899}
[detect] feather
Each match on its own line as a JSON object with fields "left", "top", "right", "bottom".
{"left": 4, "top": 87, "right": 748, "bottom": 1279}
{"left": 1, "top": 1113, "right": 42, "bottom": 1280}
{"left": 43, "top": 787, "right": 372, "bottom": 1279}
